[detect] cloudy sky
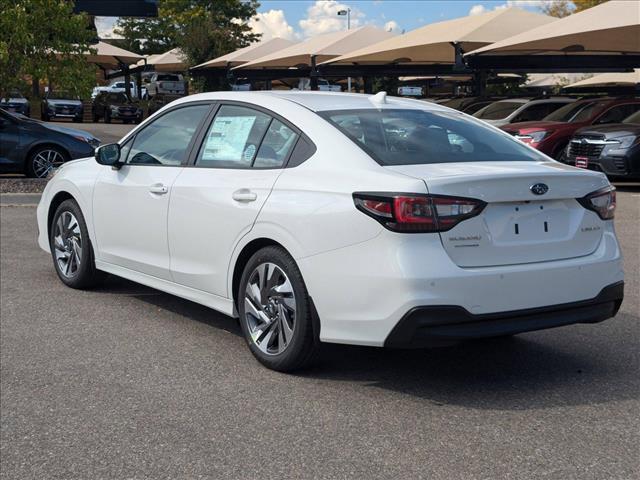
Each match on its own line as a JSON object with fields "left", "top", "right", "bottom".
{"left": 96, "top": 0, "right": 556, "bottom": 41}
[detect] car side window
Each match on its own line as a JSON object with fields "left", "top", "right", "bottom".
{"left": 254, "top": 119, "right": 299, "bottom": 168}
{"left": 595, "top": 104, "right": 640, "bottom": 125}
{"left": 195, "top": 105, "right": 272, "bottom": 168}
{"left": 127, "top": 104, "right": 210, "bottom": 166}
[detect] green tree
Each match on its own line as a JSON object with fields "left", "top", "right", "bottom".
{"left": 540, "top": 0, "right": 575, "bottom": 18}
{"left": 114, "top": 0, "right": 260, "bottom": 90}
{"left": 573, "top": 0, "right": 609, "bottom": 12}
{"left": 0, "top": 0, "right": 97, "bottom": 98}
{"left": 541, "top": 0, "right": 609, "bottom": 17}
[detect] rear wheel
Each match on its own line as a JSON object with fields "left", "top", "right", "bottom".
{"left": 238, "top": 246, "right": 320, "bottom": 372}
{"left": 26, "top": 146, "right": 67, "bottom": 178}
{"left": 49, "top": 199, "right": 105, "bottom": 289}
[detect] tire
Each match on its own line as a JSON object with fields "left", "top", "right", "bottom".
{"left": 237, "top": 246, "right": 320, "bottom": 372}
{"left": 42, "top": 112, "right": 49, "bottom": 122}
{"left": 49, "top": 199, "right": 105, "bottom": 289}
{"left": 73, "top": 117, "right": 82, "bottom": 123}
{"left": 105, "top": 111, "right": 111, "bottom": 124}
{"left": 26, "top": 145, "right": 67, "bottom": 178}
{"left": 554, "top": 145, "right": 568, "bottom": 163}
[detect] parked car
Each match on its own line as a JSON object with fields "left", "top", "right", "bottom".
{"left": 0, "top": 91, "right": 31, "bottom": 116}
{"left": 100, "top": 81, "right": 148, "bottom": 100}
{"left": 147, "top": 94, "right": 183, "bottom": 117}
{"left": 231, "top": 78, "right": 252, "bottom": 92}
{"left": 501, "top": 97, "right": 640, "bottom": 160}
{"left": 397, "top": 86, "right": 423, "bottom": 97}
{"left": 92, "top": 92, "right": 143, "bottom": 124}
{"left": 37, "top": 91, "right": 623, "bottom": 372}
{"left": 0, "top": 109, "right": 99, "bottom": 177}
{"left": 440, "top": 96, "right": 507, "bottom": 115}
{"left": 144, "top": 73, "right": 185, "bottom": 97}
{"left": 296, "top": 78, "right": 342, "bottom": 92}
{"left": 473, "top": 97, "right": 575, "bottom": 127}
{"left": 564, "top": 109, "right": 640, "bottom": 179}
{"left": 41, "top": 91, "right": 83, "bottom": 123}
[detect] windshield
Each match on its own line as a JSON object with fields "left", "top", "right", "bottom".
{"left": 106, "top": 93, "right": 129, "bottom": 103}
{"left": 48, "top": 91, "right": 78, "bottom": 100}
{"left": 543, "top": 101, "right": 599, "bottom": 122}
{"left": 319, "top": 108, "right": 544, "bottom": 166}
{"left": 473, "top": 101, "right": 523, "bottom": 120}
{"left": 157, "top": 74, "right": 179, "bottom": 81}
{"left": 622, "top": 110, "right": 640, "bottom": 124}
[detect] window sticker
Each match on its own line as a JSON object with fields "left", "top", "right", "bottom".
{"left": 201, "top": 116, "right": 257, "bottom": 162}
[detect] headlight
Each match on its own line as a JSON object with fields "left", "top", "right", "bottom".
{"left": 110, "top": 106, "right": 119, "bottom": 112}
{"left": 515, "top": 130, "right": 548, "bottom": 144}
{"left": 611, "top": 135, "right": 638, "bottom": 149}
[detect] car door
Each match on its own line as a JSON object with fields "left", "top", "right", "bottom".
{"left": 592, "top": 103, "right": 640, "bottom": 126}
{"left": 0, "top": 111, "right": 20, "bottom": 169}
{"left": 92, "top": 102, "right": 212, "bottom": 280}
{"left": 168, "top": 103, "right": 301, "bottom": 297}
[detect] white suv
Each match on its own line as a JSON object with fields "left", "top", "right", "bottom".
{"left": 37, "top": 91, "right": 624, "bottom": 371}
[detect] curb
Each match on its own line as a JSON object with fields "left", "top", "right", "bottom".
{"left": 0, "top": 193, "right": 42, "bottom": 206}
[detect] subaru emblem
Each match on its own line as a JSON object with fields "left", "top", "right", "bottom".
{"left": 530, "top": 183, "right": 549, "bottom": 195}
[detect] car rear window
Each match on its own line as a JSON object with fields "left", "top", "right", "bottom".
{"left": 319, "top": 108, "right": 544, "bottom": 166}
{"left": 473, "top": 101, "right": 523, "bottom": 120}
{"left": 157, "top": 74, "right": 180, "bottom": 81}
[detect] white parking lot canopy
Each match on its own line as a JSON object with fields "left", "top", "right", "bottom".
{"left": 564, "top": 69, "right": 640, "bottom": 89}
{"left": 234, "top": 26, "right": 395, "bottom": 69}
{"left": 468, "top": 0, "right": 640, "bottom": 56}
{"left": 85, "top": 41, "right": 144, "bottom": 67}
{"left": 140, "top": 48, "right": 187, "bottom": 71}
{"left": 323, "top": 8, "right": 555, "bottom": 66}
{"left": 192, "top": 38, "right": 297, "bottom": 69}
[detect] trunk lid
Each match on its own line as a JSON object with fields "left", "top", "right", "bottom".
{"left": 386, "top": 161, "right": 610, "bottom": 267}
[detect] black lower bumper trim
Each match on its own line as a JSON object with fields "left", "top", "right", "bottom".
{"left": 384, "top": 282, "right": 624, "bottom": 348}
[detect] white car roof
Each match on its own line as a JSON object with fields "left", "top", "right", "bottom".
{"left": 176, "top": 91, "right": 453, "bottom": 113}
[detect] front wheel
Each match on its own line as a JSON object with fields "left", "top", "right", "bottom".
{"left": 26, "top": 146, "right": 67, "bottom": 178}
{"left": 238, "top": 246, "right": 320, "bottom": 372}
{"left": 49, "top": 199, "right": 105, "bottom": 289}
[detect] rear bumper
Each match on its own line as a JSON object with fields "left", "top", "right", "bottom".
{"left": 385, "top": 281, "right": 623, "bottom": 347}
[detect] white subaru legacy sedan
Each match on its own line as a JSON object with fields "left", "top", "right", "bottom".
{"left": 37, "top": 91, "right": 624, "bottom": 371}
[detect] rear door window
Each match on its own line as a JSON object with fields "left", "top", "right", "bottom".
{"left": 195, "top": 105, "right": 272, "bottom": 168}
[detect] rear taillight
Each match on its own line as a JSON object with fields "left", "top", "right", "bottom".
{"left": 353, "top": 193, "right": 486, "bottom": 233}
{"left": 578, "top": 187, "right": 616, "bottom": 220}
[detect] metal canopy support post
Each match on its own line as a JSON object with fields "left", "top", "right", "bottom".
{"left": 135, "top": 71, "right": 143, "bottom": 99}
{"left": 473, "top": 70, "right": 488, "bottom": 96}
{"left": 310, "top": 55, "right": 319, "bottom": 91}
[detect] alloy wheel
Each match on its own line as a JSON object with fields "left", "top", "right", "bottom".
{"left": 53, "top": 211, "right": 83, "bottom": 278}
{"left": 32, "top": 149, "right": 65, "bottom": 178}
{"left": 244, "top": 262, "right": 296, "bottom": 355}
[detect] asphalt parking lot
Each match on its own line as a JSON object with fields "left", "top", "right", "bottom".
{"left": 1, "top": 187, "right": 639, "bottom": 479}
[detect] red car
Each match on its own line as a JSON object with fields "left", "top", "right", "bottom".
{"left": 501, "top": 97, "right": 640, "bottom": 161}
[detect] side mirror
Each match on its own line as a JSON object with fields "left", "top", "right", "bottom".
{"left": 95, "top": 143, "right": 122, "bottom": 169}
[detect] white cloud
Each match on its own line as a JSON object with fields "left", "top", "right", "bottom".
{"left": 469, "top": 1, "right": 561, "bottom": 15}
{"left": 383, "top": 20, "right": 400, "bottom": 32}
{"left": 249, "top": 9, "right": 298, "bottom": 41}
{"left": 95, "top": 16, "right": 121, "bottom": 39}
{"left": 298, "top": 1, "right": 366, "bottom": 38}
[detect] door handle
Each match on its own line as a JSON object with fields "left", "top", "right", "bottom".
{"left": 232, "top": 189, "right": 257, "bottom": 202}
{"left": 149, "top": 183, "right": 168, "bottom": 195}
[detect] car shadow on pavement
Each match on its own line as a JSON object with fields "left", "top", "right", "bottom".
{"left": 95, "top": 275, "right": 243, "bottom": 338}
{"left": 297, "top": 315, "right": 639, "bottom": 411}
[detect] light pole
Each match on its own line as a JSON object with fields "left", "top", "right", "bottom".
{"left": 338, "top": 8, "right": 351, "bottom": 92}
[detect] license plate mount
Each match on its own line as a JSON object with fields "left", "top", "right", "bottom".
{"left": 575, "top": 156, "right": 589, "bottom": 168}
